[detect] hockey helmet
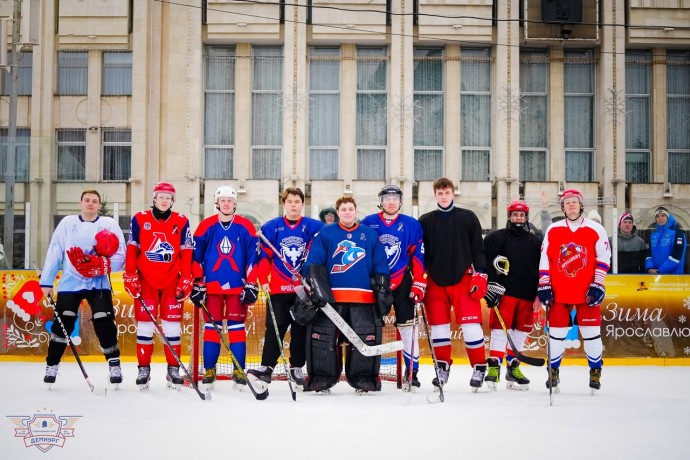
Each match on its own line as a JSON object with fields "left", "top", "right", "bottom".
{"left": 378, "top": 184, "right": 403, "bottom": 199}
{"left": 214, "top": 185, "right": 238, "bottom": 203}
{"left": 93, "top": 229, "right": 119, "bottom": 258}
{"left": 507, "top": 200, "right": 529, "bottom": 217}
{"left": 560, "top": 189, "right": 584, "bottom": 206}
{"left": 152, "top": 182, "right": 176, "bottom": 202}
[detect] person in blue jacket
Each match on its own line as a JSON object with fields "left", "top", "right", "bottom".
{"left": 645, "top": 207, "right": 687, "bottom": 274}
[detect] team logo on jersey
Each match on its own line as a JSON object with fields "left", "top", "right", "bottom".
{"left": 213, "top": 236, "right": 239, "bottom": 272}
{"left": 331, "top": 240, "right": 365, "bottom": 273}
{"left": 557, "top": 242, "right": 588, "bottom": 277}
{"left": 281, "top": 236, "right": 306, "bottom": 269}
{"left": 145, "top": 232, "right": 174, "bottom": 263}
{"left": 380, "top": 234, "right": 401, "bottom": 269}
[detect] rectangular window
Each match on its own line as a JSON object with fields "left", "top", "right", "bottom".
{"left": 667, "top": 51, "right": 690, "bottom": 184}
{"left": 102, "top": 128, "right": 131, "bottom": 181}
{"left": 204, "top": 47, "right": 235, "bottom": 179}
{"left": 564, "top": 50, "right": 595, "bottom": 182}
{"left": 56, "top": 129, "right": 86, "bottom": 181}
{"left": 252, "top": 46, "right": 283, "bottom": 180}
{"left": 2, "top": 51, "right": 32, "bottom": 95}
{"left": 102, "top": 51, "right": 132, "bottom": 96}
{"left": 356, "top": 47, "right": 387, "bottom": 180}
{"left": 0, "top": 128, "right": 30, "bottom": 182}
{"left": 625, "top": 51, "right": 651, "bottom": 183}
{"left": 309, "top": 47, "right": 340, "bottom": 180}
{"left": 519, "top": 50, "right": 548, "bottom": 181}
{"left": 58, "top": 51, "right": 88, "bottom": 96}
{"left": 413, "top": 47, "right": 444, "bottom": 181}
{"left": 461, "top": 48, "right": 491, "bottom": 181}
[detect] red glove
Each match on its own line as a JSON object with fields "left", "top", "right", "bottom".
{"left": 123, "top": 272, "right": 141, "bottom": 298}
{"left": 75, "top": 256, "right": 111, "bottom": 278}
{"left": 409, "top": 278, "right": 427, "bottom": 302}
{"left": 176, "top": 275, "right": 194, "bottom": 302}
{"left": 66, "top": 247, "right": 89, "bottom": 266}
{"left": 468, "top": 271, "right": 488, "bottom": 300}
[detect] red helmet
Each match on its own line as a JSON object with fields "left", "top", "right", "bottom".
{"left": 560, "top": 189, "right": 583, "bottom": 206}
{"left": 93, "top": 229, "right": 120, "bottom": 258}
{"left": 152, "top": 182, "right": 176, "bottom": 202}
{"left": 507, "top": 200, "right": 529, "bottom": 216}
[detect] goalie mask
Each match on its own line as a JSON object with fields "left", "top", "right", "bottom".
{"left": 93, "top": 229, "right": 119, "bottom": 257}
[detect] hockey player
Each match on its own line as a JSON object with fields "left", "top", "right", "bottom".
{"left": 301, "top": 195, "right": 392, "bottom": 393}
{"left": 418, "top": 178, "right": 488, "bottom": 391}
{"left": 39, "top": 189, "right": 126, "bottom": 386}
{"left": 645, "top": 207, "right": 687, "bottom": 275}
{"left": 361, "top": 184, "right": 425, "bottom": 390}
{"left": 123, "top": 182, "right": 194, "bottom": 389}
{"left": 483, "top": 200, "right": 542, "bottom": 391}
{"left": 247, "top": 188, "right": 323, "bottom": 385}
{"left": 190, "top": 185, "right": 259, "bottom": 389}
{"left": 539, "top": 189, "right": 611, "bottom": 393}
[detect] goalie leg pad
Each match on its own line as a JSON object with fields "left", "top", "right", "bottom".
{"left": 345, "top": 304, "right": 382, "bottom": 391}
{"left": 304, "top": 311, "right": 341, "bottom": 392}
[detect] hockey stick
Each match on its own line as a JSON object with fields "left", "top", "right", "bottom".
{"left": 198, "top": 301, "right": 269, "bottom": 400}
{"left": 403, "top": 303, "right": 418, "bottom": 393}
{"left": 135, "top": 295, "right": 210, "bottom": 401}
{"left": 494, "top": 308, "right": 545, "bottom": 367}
{"left": 257, "top": 230, "right": 403, "bottom": 357}
{"left": 264, "top": 290, "right": 297, "bottom": 401}
{"left": 33, "top": 265, "right": 107, "bottom": 396}
{"left": 545, "top": 305, "right": 554, "bottom": 406}
{"left": 418, "top": 302, "right": 444, "bottom": 403}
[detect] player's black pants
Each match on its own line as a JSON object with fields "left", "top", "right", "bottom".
{"left": 261, "top": 293, "right": 306, "bottom": 368}
{"left": 46, "top": 289, "right": 120, "bottom": 366}
{"left": 304, "top": 303, "right": 382, "bottom": 392}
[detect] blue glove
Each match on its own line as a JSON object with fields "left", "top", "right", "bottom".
{"left": 484, "top": 282, "right": 505, "bottom": 308}
{"left": 585, "top": 283, "right": 605, "bottom": 307}
{"left": 537, "top": 284, "right": 553, "bottom": 307}
{"left": 240, "top": 283, "right": 259, "bottom": 305}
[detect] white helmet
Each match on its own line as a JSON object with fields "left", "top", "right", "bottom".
{"left": 214, "top": 185, "right": 237, "bottom": 203}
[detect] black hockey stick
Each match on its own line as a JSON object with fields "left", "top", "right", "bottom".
{"left": 264, "top": 290, "right": 297, "bottom": 401}
{"left": 136, "top": 295, "right": 210, "bottom": 401}
{"left": 198, "top": 301, "right": 269, "bottom": 400}
{"left": 418, "top": 302, "right": 444, "bottom": 403}
{"left": 545, "top": 305, "right": 554, "bottom": 406}
{"left": 494, "top": 308, "right": 545, "bottom": 367}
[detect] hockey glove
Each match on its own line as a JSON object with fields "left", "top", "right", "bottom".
{"left": 307, "top": 265, "right": 335, "bottom": 309}
{"left": 468, "top": 271, "right": 488, "bottom": 300}
{"left": 67, "top": 247, "right": 111, "bottom": 278}
{"left": 371, "top": 274, "right": 394, "bottom": 318}
{"left": 240, "top": 282, "right": 259, "bottom": 305}
{"left": 176, "top": 275, "right": 194, "bottom": 302}
{"left": 537, "top": 284, "right": 554, "bottom": 307}
{"left": 484, "top": 282, "right": 505, "bottom": 308}
{"left": 585, "top": 283, "right": 606, "bottom": 307}
{"left": 409, "top": 278, "right": 427, "bottom": 303}
{"left": 190, "top": 280, "right": 207, "bottom": 308}
{"left": 290, "top": 285, "right": 319, "bottom": 326}
{"left": 66, "top": 246, "right": 89, "bottom": 266}
{"left": 122, "top": 272, "right": 141, "bottom": 298}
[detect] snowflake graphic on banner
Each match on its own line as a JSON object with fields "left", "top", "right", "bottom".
{"left": 685, "top": 347, "right": 690, "bottom": 356}
{"left": 680, "top": 315, "right": 687, "bottom": 324}
{"left": 683, "top": 296, "right": 690, "bottom": 310}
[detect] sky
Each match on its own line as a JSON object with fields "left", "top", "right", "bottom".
{"left": 1, "top": 361, "right": 687, "bottom": 460}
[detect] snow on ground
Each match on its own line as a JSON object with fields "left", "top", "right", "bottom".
{"left": 1, "top": 361, "right": 687, "bottom": 460}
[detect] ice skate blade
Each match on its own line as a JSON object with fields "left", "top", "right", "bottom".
{"left": 315, "top": 389, "right": 331, "bottom": 395}
{"left": 471, "top": 386, "right": 482, "bottom": 393}
{"left": 166, "top": 381, "right": 182, "bottom": 391}
{"left": 506, "top": 381, "right": 529, "bottom": 391}
{"left": 426, "top": 392, "right": 444, "bottom": 404}
{"left": 486, "top": 381, "right": 498, "bottom": 391}
{"left": 233, "top": 382, "right": 247, "bottom": 392}
{"left": 401, "top": 383, "right": 418, "bottom": 393}
{"left": 590, "top": 387, "right": 599, "bottom": 395}
{"left": 108, "top": 383, "right": 121, "bottom": 391}
{"left": 137, "top": 382, "right": 150, "bottom": 391}
{"left": 203, "top": 382, "right": 215, "bottom": 392}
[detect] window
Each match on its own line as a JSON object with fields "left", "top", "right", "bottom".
{"left": 102, "top": 128, "right": 131, "bottom": 181}
{"left": 2, "top": 51, "right": 32, "bottom": 95}
{"left": 102, "top": 51, "right": 132, "bottom": 96}
{"left": 520, "top": 50, "right": 548, "bottom": 182}
{"left": 356, "top": 47, "right": 387, "bottom": 180}
{"left": 56, "top": 129, "right": 86, "bottom": 181}
{"left": 58, "top": 51, "right": 88, "bottom": 96}
{"left": 252, "top": 46, "right": 283, "bottom": 180}
{"left": 461, "top": 48, "right": 491, "bottom": 181}
{"left": 667, "top": 51, "right": 690, "bottom": 184}
{"left": 204, "top": 47, "right": 235, "bottom": 179}
{"left": 0, "top": 128, "right": 30, "bottom": 182}
{"left": 309, "top": 47, "right": 340, "bottom": 180}
{"left": 564, "top": 50, "right": 595, "bottom": 182}
{"left": 413, "top": 47, "right": 444, "bottom": 181}
{"left": 625, "top": 51, "right": 651, "bottom": 183}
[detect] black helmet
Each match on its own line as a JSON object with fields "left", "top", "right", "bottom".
{"left": 378, "top": 184, "right": 403, "bottom": 199}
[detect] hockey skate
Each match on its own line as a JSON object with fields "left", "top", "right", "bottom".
{"left": 470, "top": 363, "right": 488, "bottom": 392}
{"left": 166, "top": 365, "right": 184, "bottom": 390}
{"left": 545, "top": 367, "right": 560, "bottom": 394}
{"left": 108, "top": 358, "right": 123, "bottom": 388}
{"left": 589, "top": 368, "right": 602, "bottom": 394}
{"left": 202, "top": 368, "right": 216, "bottom": 391}
{"left": 232, "top": 369, "right": 248, "bottom": 391}
{"left": 484, "top": 358, "right": 500, "bottom": 391}
{"left": 44, "top": 364, "right": 60, "bottom": 388}
{"left": 136, "top": 365, "right": 151, "bottom": 390}
{"left": 289, "top": 367, "right": 306, "bottom": 386}
{"left": 431, "top": 360, "right": 450, "bottom": 392}
{"left": 247, "top": 365, "right": 273, "bottom": 384}
{"left": 505, "top": 359, "right": 530, "bottom": 391}
{"left": 402, "top": 367, "right": 421, "bottom": 392}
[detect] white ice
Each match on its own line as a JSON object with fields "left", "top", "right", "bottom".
{"left": 1, "top": 361, "right": 687, "bottom": 460}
